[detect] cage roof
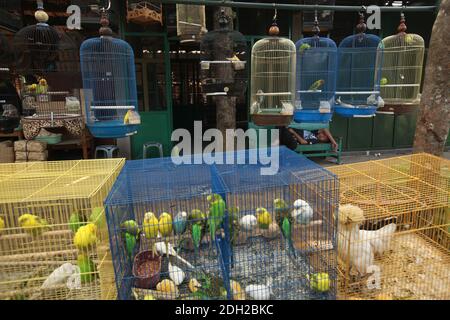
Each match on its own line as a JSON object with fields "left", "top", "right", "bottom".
{"left": 0, "top": 159, "right": 124, "bottom": 203}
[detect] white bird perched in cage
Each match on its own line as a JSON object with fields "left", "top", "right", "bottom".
{"left": 366, "top": 94, "right": 385, "bottom": 109}
{"left": 245, "top": 277, "right": 273, "bottom": 300}
{"left": 360, "top": 223, "right": 397, "bottom": 256}
{"left": 291, "top": 199, "right": 313, "bottom": 225}
{"left": 250, "top": 101, "right": 261, "bottom": 115}
{"left": 239, "top": 214, "right": 257, "bottom": 231}
{"left": 280, "top": 102, "right": 294, "bottom": 115}
{"left": 337, "top": 204, "right": 396, "bottom": 276}
{"left": 337, "top": 204, "right": 374, "bottom": 275}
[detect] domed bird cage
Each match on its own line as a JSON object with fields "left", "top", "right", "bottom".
{"left": 294, "top": 11, "right": 337, "bottom": 123}
{"left": 200, "top": 9, "right": 247, "bottom": 97}
{"left": 177, "top": 4, "right": 207, "bottom": 44}
{"left": 127, "top": 1, "right": 162, "bottom": 26}
{"left": 12, "top": 2, "right": 84, "bottom": 140}
{"left": 378, "top": 12, "right": 425, "bottom": 114}
{"left": 80, "top": 7, "right": 141, "bottom": 139}
{"left": 250, "top": 13, "right": 296, "bottom": 126}
{"left": 335, "top": 11, "right": 384, "bottom": 118}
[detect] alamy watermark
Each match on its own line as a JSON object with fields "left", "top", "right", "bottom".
{"left": 171, "top": 121, "right": 280, "bottom": 176}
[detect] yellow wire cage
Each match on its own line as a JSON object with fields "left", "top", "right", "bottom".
{"left": 0, "top": 159, "right": 124, "bottom": 300}
{"left": 329, "top": 154, "right": 449, "bottom": 300}
{"left": 380, "top": 13, "right": 425, "bottom": 111}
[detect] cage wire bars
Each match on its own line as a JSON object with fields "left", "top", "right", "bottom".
{"left": 105, "top": 147, "right": 339, "bottom": 300}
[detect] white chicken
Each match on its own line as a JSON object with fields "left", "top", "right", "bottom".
{"left": 337, "top": 204, "right": 396, "bottom": 276}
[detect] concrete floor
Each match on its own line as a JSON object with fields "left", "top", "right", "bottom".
{"left": 314, "top": 149, "right": 450, "bottom": 167}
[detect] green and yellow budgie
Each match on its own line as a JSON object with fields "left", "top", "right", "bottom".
{"left": 207, "top": 194, "right": 226, "bottom": 243}
{"left": 309, "top": 79, "right": 325, "bottom": 91}
{"left": 74, "top": 223, "right": 97, "bottom": 250}
{"left": 18, "top": 213, "right": 51, "bottom": 236}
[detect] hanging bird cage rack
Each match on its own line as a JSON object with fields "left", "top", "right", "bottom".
{"left": 12, "top": 4, "right": 82, "bottom": 118}
{"left": 177, "top": 4, "right": 207, "bottom": 44}
{"left": 294, "top": 12, "right": 337, "bottom": 124}
{"left": 378, "top": 12, "right": 425, "bottom": 114}
{"left": 335, "top": 11, "right": 384, "bottom": 118}
{"left": 200, "top": 9, "right": 247, "bottom": 97}
{"left": 250, "top": 15, "right": 296, "bottom": 127}
{"left": 127, "top": 1, "right": 163, "bottom": 26}
{"left": 80, "top": 8, "right": 141, "bottom": 139}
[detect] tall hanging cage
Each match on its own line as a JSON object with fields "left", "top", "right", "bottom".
{"left": 200, "top": 9, "right": 247, "bottom": 97}
{"left": 250, "top": 14, "right": 296, "bottom": 127}
{"left": 378, "top": 12, "right": 425, "bottom": 114}
{"left": 294, "top": 12, "right": 337, "bottom": 124}
{"left": 12, "top": 2, "right": 84, "bottom": 140}
{"left": 176, "top": 4, "right": 207, "bottom": 44}
{"left": 335, "top": 12, "right": 384, "bottom": 118}
{"left": 127, "top": 1, "right": 163, "bottom": 26}
{"left": 80, "top": 8, "right": 141, "bottom": 139}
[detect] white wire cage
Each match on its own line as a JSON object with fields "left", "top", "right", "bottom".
{"left": 250, "top": 20, "right": 296, "bottom": 127}
{"left": 176, "top": 4, "right": 207, "bottom": 44}
{"left": 379, "top": 13, "right": 425, "bottom": 109}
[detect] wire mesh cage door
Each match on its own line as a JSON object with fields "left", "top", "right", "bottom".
{"left": 12, "top": 3, "right": 82, "bottom": 118}
{"left": 177, "top": 4, "right": 207, "bottom": 44}
{"left": 250, "top": 19, "right": 296, "bottom": 127}
{"left": 127, "top": 1, "right": 163, "bottom": 26}
{"left": 294, "top": 36, "right": 337, "bottom": 123}
{"left": 200, "top": 9, "right": 247, "bottom": 97}
{"left": 80, "top": 12, "right": 140, "bottom": 139}
{"left": 379, "top": 13, "right": 425, "bottom": 113}
{"left": 335, "top": 13, "right": 383, "bottom": 118}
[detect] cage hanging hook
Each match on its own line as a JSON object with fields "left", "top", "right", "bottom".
{"left": 101, "top": 0, "right": 111, "bottom": 13}
{"left": 272, "top": 5, "right": 277, "bottom": 22}
{"left": 36, "top": 0, "right": 44, "bottom": 10}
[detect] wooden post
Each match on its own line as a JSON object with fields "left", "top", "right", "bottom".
{"left": 213, "top": 7, "right": 237, "bottom": 151}
{"left": 413, "top": 0, "right": 450, "bottom": 156}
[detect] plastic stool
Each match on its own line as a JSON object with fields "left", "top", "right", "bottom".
{"left": 95, "top": 145, "right": 119, "bottom": 159}
{"left": 143, "top": 142, "right": 163, "bottom": 159}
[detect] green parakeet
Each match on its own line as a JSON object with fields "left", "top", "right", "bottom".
{"left": 120, "top": 220, "right": 140, "bottom": 236}
{"left": 274, "top": 198, "right": 291, "bottom": 228}
{"left": 69, "top": 211, "right": 86, "bottom": 233}
{"left": 89, "top": 207, "right": 106, "bottom": 228}
{"left": 124, "top": 232, "right": 137, "bottom": 260}
{"left": 77, "top": 253, "right": 97, "bottom": 284}
{"left": 309, "top": 79, "right": 325, "bottom": 91}
{"left": 207, "top": 194, "right": 226, "bottom": 243}
{"left": 226, "top": 207, "right": 240, "bottom": 245}
{"left": 281, "top": 217, "right": 296, "bottom": 257}
{"left": 192, "top": 224, "right": 202, "bottom": 250}
{"left": 299, "top": 43, "right": 311, "bottom": 54}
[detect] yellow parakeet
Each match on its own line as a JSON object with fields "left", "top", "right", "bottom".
{"left": 143, "top": 212, "right": 159, "bottom": 239}
{"left": 256, "top": 207, "right": 272, "bottom": 229}
{"left": 158, "top": 212, "right": 173, "bottom": 237}
{"left": 74, "top": 223, "right": 97, "bottom": 249}
{"left": 0, "top": 216, "right": 5, "bottom": 234}
{"left": 226, "top": 54, "right": 240, "bottom": 62}
{"left": 123, "top": 110, "right": 131, "bottom": 125}
{"left": 18, "top": 213, "right": 51, "bottom": 236}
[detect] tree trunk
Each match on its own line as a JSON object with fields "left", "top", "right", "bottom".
{"left": 213, "top": 7, "right": 237, "bottom": 151}
{"left": 413, "top": 1, "right": 450, "bottom": 156}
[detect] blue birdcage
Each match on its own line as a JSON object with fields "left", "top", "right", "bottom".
{"left": 105, "top": 147, "right": 338, "bottom": 300}
{"left": 294, "top": 14, "right": 337, "bottom": 124}
{"left": 335, "top": 13, "right": 383, "bottom": 118}
{"left": 80, "top": 9, "right": 140, "bottom": 139}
